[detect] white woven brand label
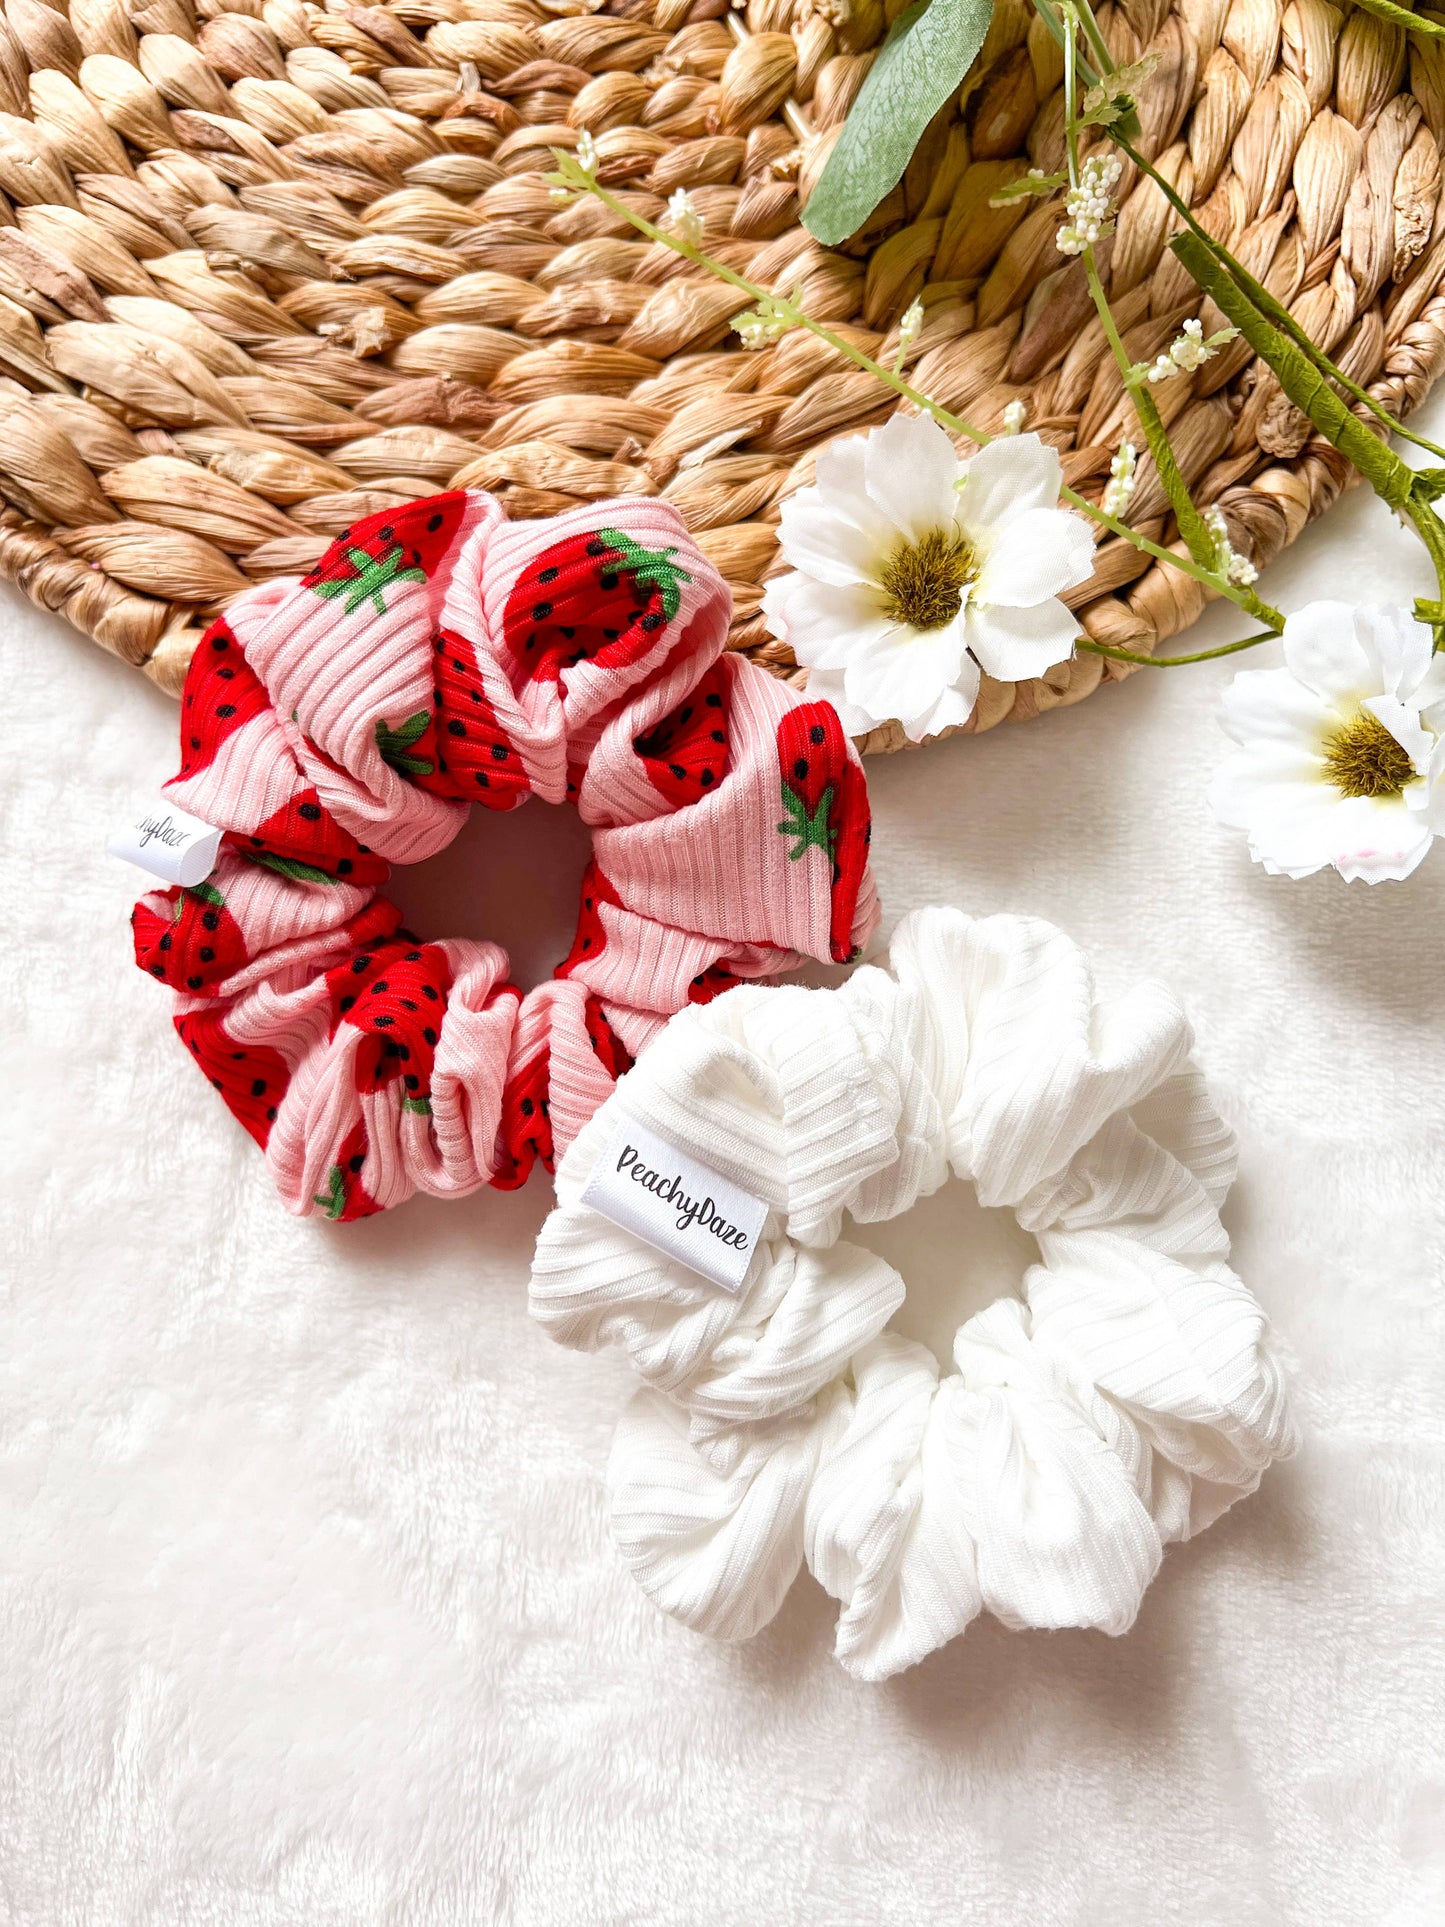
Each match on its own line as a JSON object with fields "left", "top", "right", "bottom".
{"left": 581, "top": 1115, "right": 768, "bottom": 1294}
{"left": 109, "top": 798, "right": 222, "bottom": 889}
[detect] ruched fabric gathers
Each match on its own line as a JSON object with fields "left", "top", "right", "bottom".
{"left": 132, "top": 489, "right": 877, "bottom": 1221}
{"left": 530, "top": 908, "right": 1296, "bottom": 1680}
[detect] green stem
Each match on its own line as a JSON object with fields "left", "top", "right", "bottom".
{"left": 1112, "top": 126, "right": 1445, "bottom": 465}
{"left": 553, "top": 153, "right": 1282, "bottom": 623}
{"left": 1078, "top": 629, "right": 1277, "bottom": 666}
{"left": 1346, "top": 0, "right": 1445, "bottom": 38}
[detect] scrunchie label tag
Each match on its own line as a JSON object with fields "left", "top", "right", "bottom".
{"left": 582, "top": 1116, "right": 767, "bottom": 1294}
{"left": 110, "top": 798, "right": 222, "bottom": 889}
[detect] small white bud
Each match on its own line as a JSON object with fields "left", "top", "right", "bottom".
{"left": 666, "top": 188, "right": 704, "bottom": 248}
{"left": 575, "top": 128, "right": 598, "bottom": 178}
{"left": 1002, "top": 399, "right": 1026, "bottom": 435}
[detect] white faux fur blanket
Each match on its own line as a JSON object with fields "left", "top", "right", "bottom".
{"left": 3, "top": 467, "right": 1443, "bottom": 1925}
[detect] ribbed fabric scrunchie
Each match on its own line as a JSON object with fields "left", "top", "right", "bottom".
{"left": 133, "top": 489, "right": 877, "bottom": 1220}
{"left": 530, "top": 908, "right": 1296, "bottom": 1680}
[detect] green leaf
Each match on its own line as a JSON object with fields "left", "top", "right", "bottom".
{"left": 776, "top": 781, "right": 836, "bottom": 860}
{"left": 596, "top": 526, "right": 692, "bottom": 623}
{"left": 801, "top": 0, "right": 995, "bottom": 247}
{"left": 375, "top": 711, "right": 435, "bottom": 778}
{"left": 248, "top": 851, "right": 348, "bottom": 886}
{"left": 313, "top": 1164, "right": 346, "bottom": 1219}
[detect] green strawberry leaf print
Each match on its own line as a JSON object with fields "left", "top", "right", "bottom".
{"left": 777, "top": 781, "right": 836, "bottom": 860}
{"left": 400, "top": 1094, "right": 433, "bottom": 1116}
{"left": 248, "top": 852, "right": 350, "bottom": 886}
{"left": 375, "top": 710, "right": 434, "bottom": 778}
{"left": 596, "top": 527, "right": 692, "bottom": 623}
{"left": 313, "top": 1164, "right": 346, "bottom": 1219}
{"left": 310, "top": 541, "right": 426, "bottom": 617}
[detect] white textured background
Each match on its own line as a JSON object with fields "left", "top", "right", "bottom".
{"left": 3, "top": 440, "right": 1444, "bottom": 1926}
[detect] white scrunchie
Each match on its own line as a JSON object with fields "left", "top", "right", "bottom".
{"left": 529, "top": 908, "right": 1296, "bottom": 1680}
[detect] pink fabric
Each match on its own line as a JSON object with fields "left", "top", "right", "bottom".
{"left": 133, "top": 489, "right": 879, "bottom": 1220}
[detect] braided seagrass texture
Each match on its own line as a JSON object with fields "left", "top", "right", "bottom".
{"left": 0, "top": 0, "right": 1444, "bottom": 751}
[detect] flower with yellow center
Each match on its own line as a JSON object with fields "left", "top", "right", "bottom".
{"left": 1211, "top": 602, "right": 1445, "bottom": 882}
{"left": 761, "top": 412, "right": 1095, "bottom": 742}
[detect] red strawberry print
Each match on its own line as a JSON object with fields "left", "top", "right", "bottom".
{"left": 687, "top": 959, "right": 740, "bottom": 1006}
{"left": 502, "top": 525, "right": 692, "bottom": 687}
{"left": 175, "top": 1007, "right": 291, "bottom": 1149}
{"left": 133, "top": 879, "right": 248, "bottom": 994}
{"left": 583, "top": 994, "right": 633, "bottom": 1080}
{"left": 390, "top": 626, "right": 532, "bottom": 809}
{"left": 326, "top": 937, "right": 454, "bottom": 1116}
{"left": 229, "top": 786, "right": 388, "bottom": 888}
{"left": 634, "top": 658, "right": 731, "bottom": 808}
{"left": 558, "top": 860, "right": 624, "bottom": 978}
{"left": 302, "top": 492, "right": 469, "bottom": 617}
{"left": 312, "top": 1119, "right": 383, "bottom": 1223}
{"left": 176, "top": 618, "right": 269, "bottom": 784}
{"left": 494, "top": 1038, "right": 551, "bottom": 1190}
{"left": 775, "top": 702, "right": 872, "bottom": 964}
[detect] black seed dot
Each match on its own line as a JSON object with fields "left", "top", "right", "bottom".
{"left": 250, "top": 836, "right": 263, "bottom": 847}
{"left": 680, "top": 706, "right": 693, "bottom": 724}
{"left": 373, "top": 1014, "right": 394, "bottom": 1028}
{"left": 470, "top": 690, "right": 481, "bottom": 704}
{"left": 404, "top": 951, "right": 422, "bottom": 962}
{"left": 532, "top": 601, "right": 552, "bottom": 620}
{"left": 187, "top": 975, "right": 202, "bottom": 989}
{"left": 603, "top": 628, "right": 620, "bottom": 640}
{"left": 150, "top": 965, "right": 164, "bottom": 979}
{"left": 159, "top": 934, "right": 171, "bottom": 952}
{"left": 669, "top": 763, "right": 685, "bottom": 779}
{"left": 640, "top": 612, "right": 663, "bottom": 632}
{"left": 539, "top": 565, "right": 558, "bottom": 583}
{"left": 340, "top": 995, "right": 355, "bottom": 1012}
{"left": 384, "top": 1040, "right": 402, "bottom": 1058}
{"left": 231, "top": 1052, "right": 244, "bottom": 1061}
{"left": 250, "top": 1078, "right": 267, "bottom": 1097}
{"left": 581, "top": 936, "right": 591, "bottom": 950}
{"left": 448, "top": 719, "right": 465, "bottom": 737}
{"left": 337, "top": 859, "right": 352, "bottom": 875}
{"left": 211, "top": 1077, "right": 222, "bottom": 1089}
{"left": 211, "top": 634, "right": 228, "bottom": 651}
{"left": 423, "top": 1026, "right": 437, "bottom": 1046}
{"left": 190, "top": 736, "right": 201, "bottom": 751}
{"left": 371, "top": 979, "right": 389, "bottom": 994}
{"left": 476, "top": 772, "right": 489, "bottom": 788}
{"left": 266, "top": 1105, "right": 277, "bottom": 1121}
{"left": 217, "top": 666, "right": 234, "bottom": 681}
{"left": 428, "top": 512, "right": 443, "bottom": 531}
{"left": 199, "top": 946, "right": 214, "bottom": 963}
{"left": 692, "top": 974, "right": 703, "bottom": 986}
{"left": 401, "top": 999, "right": 416, "bottom": 1012}
{"left": 349, "top": 1153, "right": 364, "bottom": 1173}
{"left": 706, "top": 692, "right": 722, "bottom": 707}
{"left": 521, "top": 1097, "right": 534, "bottom": 1116}
{"left": 201, "top": 911, "right": 219, "bottom": 932}
{"left": 711, "top": 730, "right": 725, "bottom": 744}
{"left": 353, "top": 956, "right": 372, "bottom": 973}
{"left": 560, "top": 626, "right": 576, "bottom": 639}
{"left": 600, "top": 571, "right": 618, "bottom": 590}
{"left": 405, "top": 1073, "right": 419, "bottom": 1090}
{"left": 298, "top": 802, "right": 321, "bottom": 821}
{"left": 525, "top": 633, "right": 536, "bottom": 650}
{"left": 809, "top": 724, "right": 826, "bottom": 745}
{"left": 379, "top": 525, "right": 394, "bottom": 541}
{"left": 422, "top": 985, "right": 438, "bottom": 1001}
{"left": 586, "top": 538, "right": 605, "bottom": 556}
{"left": 216, "top": 703, "right": 235, "bottom": 719}
{"left": 584, "top": 898, "right": 592, "bottom": 911}
{"left": 793, "top": 757, "right": 809, "bottom": 781}
{"left": 491, "top": 742, "right": 508, "bottom": 761}
{"left": 700, "top": 769, "right": 714, "bottom": 786}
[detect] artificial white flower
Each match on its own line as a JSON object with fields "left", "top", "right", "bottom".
{"left": 1211, "top": 601, "right": 1445, "bottom": 882}
{"left": 1057, "top": 151, "right": 1122, "bottom": 255}
{"left": 1145, "top": 317, "right": 1237, "bottom": 382}
{"left": 665, "top": 188, "right": 704, "bottom": 247}
{"left": 762, "top": 412, "right": 1095, "bottom": 742}
{"left": 1103, "top": 440, "right": 1136, "bottom": 515}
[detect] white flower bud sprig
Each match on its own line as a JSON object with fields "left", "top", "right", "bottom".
{"left": 1137, "top": 318, "right": 1239, "bottom": 385}
{"left": 1057, "top": 151, "right": 1123, "bottom": 256}
{"left": 1002, "top": 399, "right": 1026, "bottom": 435}
{"left": 548, "top": 129, "right": 598, "bottom": 201}
{"left": 1102, "top": 441, "right": 1137, "bottom": 516}
{"left": 732, "top": 288, "right": 796, "bottom": 351}
{"left": 892, "top": 298, "right": 924, "bottom": 370}
{"left": 665, "top": 189, "right": 705, "bottom": 249}
{"left": 1205, "top": 504, "right": 1258, "bottom": 587}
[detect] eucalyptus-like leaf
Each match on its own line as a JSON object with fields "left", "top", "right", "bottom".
{"left": 988, "top": 168, "right": 1066, "bottom": 205}
{"left": 802, "top": 0, "right": 994, "bottom": 247}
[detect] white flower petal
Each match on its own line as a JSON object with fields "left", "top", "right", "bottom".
{"left": 1217, "top": 664, "right": 1333, "bottom": 751}
{"left": 1326, "top": 795, "right": 1435, "bottom": 882}
{"left": 975, "top": 506, "right": 1095, "bottom": 608}
{"left": 761, "top": 572, "right": 889, "bottom": 670}
{"left": 840, "top": 620, "right": 969, "bottom": 733}
{"left": 861, "top": 412, "right": 963, "bottom": 547}
{"left": 799, "top": 667, "right": 877, "bottom": 738}
{"left": 1355, "top": 603, "right": 1433, "bottom": 700}
{"left": 814, "top": 432, "right": 906, "bottom": 555}
{"left": 775, "top": 487, "right": 889, "bottom": 588}
{"left": 1362, "top": 692, "right": 1434, "bottom": 769}
{"left": 1208, "top": 747, "right": 1332, "bottom": 832}
{"left": 1280, "top": 601, "right": 1375, "bottom": 704}
{"left": 898, "top": 659, "right": 981, "bottom": 741}
{"left": 956, "top": 433, "right": 1063, "bottom": 534}
{"left": 965, "top": 597, "right": 1078, "bottom": 681}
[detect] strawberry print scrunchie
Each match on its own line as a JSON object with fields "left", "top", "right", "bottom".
{"left": 133, "top": 490, "right": 878, "bottom": 1221}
